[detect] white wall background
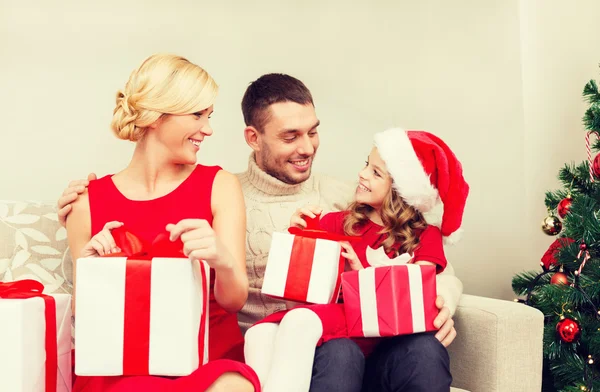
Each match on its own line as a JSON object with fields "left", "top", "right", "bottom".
{"left": 2, "top": 0, "right": 599, "bottom": 301}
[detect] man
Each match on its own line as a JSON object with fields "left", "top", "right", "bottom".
{"left": 58, "top": 73, "right": 461, "bottom": 392}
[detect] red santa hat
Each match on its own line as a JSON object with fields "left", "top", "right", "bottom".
{"left": 373, "top": 128, "right": 469, "bottom": 244}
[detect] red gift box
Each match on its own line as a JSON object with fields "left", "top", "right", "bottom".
{"left": 342, "top": 265, "right": 438, "bottom": 337}
{"left": 262, "top": 215, "right": 360, "bottom": 304}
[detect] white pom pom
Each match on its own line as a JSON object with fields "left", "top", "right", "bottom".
{"left": 443, "top": 229, "right": 463, "bottom": 246}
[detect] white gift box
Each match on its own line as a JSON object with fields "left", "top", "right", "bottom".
{"left": 74, "top": 257, "right": 209, "bottom": 376}
{"left": 262, "top": 231, "right": 343, "bottom": 304}
{"left": 0, "top": 292, "right": 72, "bottom": 392}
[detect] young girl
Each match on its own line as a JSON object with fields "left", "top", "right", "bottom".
{"left": 244, "top": 128, "right": 469, "bottom": 392}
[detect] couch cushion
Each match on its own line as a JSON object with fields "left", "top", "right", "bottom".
{"left": 0, "top": 200, "right": 73, "bottom": 294}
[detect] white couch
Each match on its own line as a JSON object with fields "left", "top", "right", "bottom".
{"left": 0, "top": 200, "right": 544, "bottom": 391}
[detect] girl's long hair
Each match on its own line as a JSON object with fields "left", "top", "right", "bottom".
{"left": 343, "top": 187, "right": 427, "bottom": 256}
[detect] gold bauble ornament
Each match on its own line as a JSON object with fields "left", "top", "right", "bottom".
{"left": 542, "top": 215, "right": 562, "bottom": 235}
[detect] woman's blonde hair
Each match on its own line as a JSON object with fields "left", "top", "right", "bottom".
{"left": 343, "top": 187, "right": 428, "bottom": 256}
{"left": 111, "top": 54, "right": 218, "bottom": 141}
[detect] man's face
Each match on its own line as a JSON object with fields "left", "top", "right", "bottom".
{"left": 255, "top": 102, "right": 320, "bottom": 185}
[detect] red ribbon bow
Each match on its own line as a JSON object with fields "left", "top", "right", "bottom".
{"left": 101, "top": 226, "right": 207, "bottom": 376}
{"left": 0, "top": 280, "right": 57, "bottom": 392}
{"left": 109, "top": 226, "right": 185, "bottom": 259}
{"left": 287, "top": 214, "right": 361, "bottom": 242}
{"left": 284, "top": 215, "right": 360, "bottom": 303}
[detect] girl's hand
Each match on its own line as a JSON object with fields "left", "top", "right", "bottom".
{"left": 290, "top": 205, "right": 323, "bottom": 229}
{"left": 166, "top": 219, "right": 232, "bottom": 271}
{"left": 285, "top": 300, "right": 302, "bottom": 310}
{"left": 340, "top": 241, "right": 363, "bottom": 270}
{"left": 80, "top": 221, "right": 123, "bottom": 257}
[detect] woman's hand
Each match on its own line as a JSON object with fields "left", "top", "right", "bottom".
{"left": 166, "top": 219, "right": 232, "bottom": 271}
{"left": 80, "top": 221, "right": 123, "bottom": 257}
{"left": 340, "top": 241, "right": 363, "bottom": 270}
{"left": 290, "top": 205, "right": 323, "bottom": 229}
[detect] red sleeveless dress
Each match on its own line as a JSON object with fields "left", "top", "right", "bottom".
{"left": 73, "top": 164, "right": 260, "bottom": 392}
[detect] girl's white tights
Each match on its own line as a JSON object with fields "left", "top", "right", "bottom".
{"left": 244, "top": 308, "right": 324, "bottom": 392}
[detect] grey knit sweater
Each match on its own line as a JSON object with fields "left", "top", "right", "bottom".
{"left": 236, "top": 155, "right": 353, "bottom": 332}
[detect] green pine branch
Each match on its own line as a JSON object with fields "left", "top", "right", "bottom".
{"left": 583, "top": 78, "right": 600, "bottom": 134}
{"left": 545, "top": 189, "right": 569, "bottom": 211}
{"left": 583, "top": 104, "right": 600, "bottom": 132}
{"left": 543, "top": 163, "right": 598, "bottom": 212}
{"left": 578, "top": 263, "right": 600, "bottom": 294}
{"left": 583, "top": 79, "right": 599, "bottom": 104}
{"left": 561, "top": 386, "right": 587, "bottom": 392}
{"left": 562, "top": 196, "right": 600, "bottom": 246}
{"left": 514, "top": 66, "right": 600, "bottom": 392}
{"left": 584, "top": 317, "right": 600, "bottom": 358}
{"left": 559, "top": 163, "right": 594, "bottom": 194}
{"left": 556, "top": 242, "right": 581, "bottom": 269}
{"left": 551, "top": 352, "right": 586, "bottom": 388}
{"left": 593, "top": 137, "right": 600, "bottom": 152}
{"left": 512, "top": 270, "right": 551, "bottom": 296}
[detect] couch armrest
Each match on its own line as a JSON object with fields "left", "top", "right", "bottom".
{"left": 447, "top": 294, "right": 544, "bottom": 392}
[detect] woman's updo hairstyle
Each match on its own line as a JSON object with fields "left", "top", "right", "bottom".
{"left": 111, "top": 54, "right": 218, "bottom": 141}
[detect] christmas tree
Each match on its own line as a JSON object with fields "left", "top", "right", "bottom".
{"left": 512, "top": 72, "right": 600, "bottom": 392}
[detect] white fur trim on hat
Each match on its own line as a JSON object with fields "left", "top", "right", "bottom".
{"left": 373, "top": 128, "right": 438, "bottom": 212}
{"left": 443, "top": 228, "right": 463, "bottom": 245}
{"left": 421, "top": 198, "right": 443, "bottom": 228}
{"left": 421, "top": 200, "right": 460, "bottom": 244}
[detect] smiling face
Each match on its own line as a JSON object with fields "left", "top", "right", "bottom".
{"left": 355, "top": 147, "right": 393, "bottom": 209}
{"left": 150, "top": 105, "right": 214, "bottom": 165}
{"left": 252, "top": 102, "right": 320, "bottom": 184}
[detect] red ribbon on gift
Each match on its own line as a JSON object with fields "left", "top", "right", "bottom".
{"left": 285, "top": 215, "right": 360, "bottom": 303}
{"left": 0, "top": 279, "right": 57, "bottom": 392}
{"left": 105, "top": 226, "right": 193, "bottom": 375}
{"left": 342, "top": 265, "right": 438, "bottom": 337}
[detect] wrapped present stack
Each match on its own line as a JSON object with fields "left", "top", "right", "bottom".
{"left": 74, "top": 227, "right": 210, "bottom": 377}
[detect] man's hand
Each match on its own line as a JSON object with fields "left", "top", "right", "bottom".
{"left": 433, "top": 295, "right": 456, "bottom": 347}
{"left": 290, "top": 205, "right": 323, "bottom": 229}
{"left": 57, "top": 173, "right": 97, "bottom": 227}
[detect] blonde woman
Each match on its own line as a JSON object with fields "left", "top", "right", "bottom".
{"left": 66, "top": 54, "right": 260, "bottom": 392}
{"left": 244, "top": 129, "right": 469, "bottom": 392}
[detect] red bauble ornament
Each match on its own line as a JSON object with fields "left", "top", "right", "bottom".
{"left": 556, "top": 317, "right": 581, "bottom": 343}
{"left": 594, "top": 153, "right": 600, "bottom": 177}
{"left": 557, "top": 197, "right": 572, "bottom": 218}
{"left": 550, "top": 272, "right": 569, "bottom": 285}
